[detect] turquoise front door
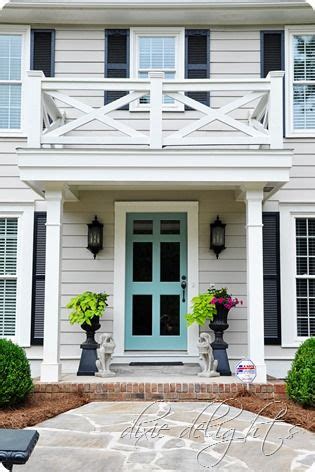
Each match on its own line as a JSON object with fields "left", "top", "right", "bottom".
{"left": 125, "top": 213, "right": 187, "bottom": 350}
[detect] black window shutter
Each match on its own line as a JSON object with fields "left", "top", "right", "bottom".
{"left": 105, "top": 29, "right": 129, "bottom": 106}
{"left": 260, "top": 31, "right": 284, "bottom": 78}
{"left": 185, "top": 29, "right": 210, "bottom": 106}
{"left": 263, "top": 212, "right": 281, "bottom": 345}
{"left": 31, "top": 212, "right": 47, "bottom": 345}
{"left": 31, "top": 30, "right": 55, "bottom": 77}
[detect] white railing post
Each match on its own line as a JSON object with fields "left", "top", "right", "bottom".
{"left": 24, "top": 70, "right": 44, "bottom": 148}
{"left": 268, "top": 71, "right": 285, "bottom": 149}
{"left": 149, "top": 71, "right": 164, "bottom": 149}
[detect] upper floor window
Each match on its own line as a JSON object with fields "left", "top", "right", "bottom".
{"left": 286, "top": 29, "right": 315, "bottom": 135}
{"left": 131, "top": 28, "right": 184, "bottom": 109}
{"left": 0, "top": 34, "right": 22, "bottom": 129}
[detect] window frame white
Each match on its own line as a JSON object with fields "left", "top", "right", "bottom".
{"left": 280, "top": 204, "right": 315, "bottom": 347}
{"left": 130, "top": 27, "right": 185, "bottom": 111}
{"left": 0, "top": 25, "right": 30, "bottom": 137}
{"left": 285, "top": 26, "right": 315, "bottom": 137}
{"left": 0, "top": 205, "right": 34, "bottom": 347}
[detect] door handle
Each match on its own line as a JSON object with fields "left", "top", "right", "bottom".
{"left": 181, "top": 275, "right": 187, "bottom": 303}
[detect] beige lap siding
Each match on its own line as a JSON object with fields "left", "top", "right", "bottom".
{"left": 60, "top": 190, "right": 247, "bottom": 361}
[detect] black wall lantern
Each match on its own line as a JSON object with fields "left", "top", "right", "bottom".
{"left": 210, "top": 215, "right": 226, "bottom": 259}
{"left": 87, "top": 216, "right": 103, "bottom": 259}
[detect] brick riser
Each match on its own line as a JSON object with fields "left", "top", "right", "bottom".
{"left": 32, "top": 382, "right": 287, "bottom": 401}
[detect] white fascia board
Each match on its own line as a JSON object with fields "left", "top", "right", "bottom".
{"left": 17, "top": 148, "right": 292, "bottom": 188}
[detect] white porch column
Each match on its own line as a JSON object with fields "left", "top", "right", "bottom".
{"left": 245, "top": 189, "right": 267, "bottom": 383}
{"left": 40, "top": 188, "right": 64, "bottom": 382}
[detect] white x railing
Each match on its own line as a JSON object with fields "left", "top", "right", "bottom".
{"left": 24, "top": 70, "right": 284, "bottom": 150}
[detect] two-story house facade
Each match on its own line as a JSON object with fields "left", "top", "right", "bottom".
{"left": 0, "top": 0, "right": 314, "bottom": 383}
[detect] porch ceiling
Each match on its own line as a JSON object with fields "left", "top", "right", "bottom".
{"left": 17, "top": 147, "right": 292, "bottom": 198}
{"left": 1, "top": 0, "right": 314, "bottom": 25}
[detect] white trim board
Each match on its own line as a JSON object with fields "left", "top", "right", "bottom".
{"left": 113, "top": 201, "right": 199, "bottom": 358}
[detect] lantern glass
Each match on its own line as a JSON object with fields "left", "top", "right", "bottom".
{"left": 210, "top": 216, "right": 226, "bottom": 258}
{"left": 87, "top": 216, "right": 103, "bottom": 258}
{"left": 212, "top": 225, "right": 225, "bottom": 247}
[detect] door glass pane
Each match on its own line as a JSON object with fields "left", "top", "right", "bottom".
{"left": 133, "top": 242, "right": 152, "bottom": 282}
{"left": 160, "top": 242, "right": 180, "bottom": 282}
{"left": 160, "top": 220, "right": 180, "bottom": 234}
{"left": 133, "top": 220, "right": 153, "bottom": 234}
{"left": 160, "top": 295, "right": 180, "bottom": 336}
{"left": 132, "top": 295, "right": 152, "bottom": 335}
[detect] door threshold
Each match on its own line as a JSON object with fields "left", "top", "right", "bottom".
{"left": 130, "top": 361, "right": 184, "bottom": 366}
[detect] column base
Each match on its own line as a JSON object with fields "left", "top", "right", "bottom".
{"left": 252, "top": 363, "right": 267, "bottom": 383}
{"left": 40, "top": 362, "right": 61, "bottom": 382}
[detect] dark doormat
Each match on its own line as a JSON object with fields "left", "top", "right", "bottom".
{"left": 129, "top": 362, "right": 184, "bottom": 366}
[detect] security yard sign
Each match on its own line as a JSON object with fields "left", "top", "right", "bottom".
{"left": 235, "top": 359, "right": 257, "bottom": 384}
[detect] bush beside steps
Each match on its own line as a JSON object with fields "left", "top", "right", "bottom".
{"left": 286, "top": 337, "right": 315, "bottom": 408}
{"left": 0, "top": 339, "right": 33, "bottom": 408}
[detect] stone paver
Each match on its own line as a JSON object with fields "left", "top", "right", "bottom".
{"left": 21, "top": 402, "right": 314, "bottom": 471}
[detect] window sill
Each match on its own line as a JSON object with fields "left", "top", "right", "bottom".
{"left": 285, "top": 132, "right": 315, "bottom": 139}
{"left": 0, "top": 131, "right": 27, "bottom": 139}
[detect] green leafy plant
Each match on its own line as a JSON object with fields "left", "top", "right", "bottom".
{"left": 0, "top": 339, "right": 33, "bottom": 407}
{"left": 286, "top": 337, "right": 315, "bottom": 407}
{"left": 67, "top": 291, "right": 109, "bottom": 326}
{"left": 186, "top": 292, "right": 216, "bottom": 326}
{"left": 186, "top": 286, "right": 241, "bottom": 326}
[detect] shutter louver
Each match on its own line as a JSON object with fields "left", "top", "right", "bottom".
{"left": 263, "top": 212, "right": 281, "bottom": 344}
{"left": 31, "top": 212, "right": 46, "bottom": 345}
{"left": 261, "top": 32, "right": 284, "bottom": 78}
{"left": 0, "top": 218, "right": 18, "bottom": 337}
{"left": 31, "top": 30, "right": 55, "bottom": 77}
{"left": 185, "top": 29, "right": 210, "bottom": 106}
{"left": 105, "top": 29, "right": 129, "bottom": 107}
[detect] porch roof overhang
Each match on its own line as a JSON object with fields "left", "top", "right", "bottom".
{"left": 17, "top": 147, "right": 293, "bottom": 198}
{"left": 0, "top": 0, "right": 314, "bottom": 25}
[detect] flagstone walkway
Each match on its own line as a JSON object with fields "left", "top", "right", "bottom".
{"left": 21, "top": 402, "right": 314, "bottom": 471}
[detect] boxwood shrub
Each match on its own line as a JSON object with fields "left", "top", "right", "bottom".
{"left": 0, "top": 339, "right": 33, "bottom": 407}
{"left": 286, "top": 337, "right": 315, "bottom": 407}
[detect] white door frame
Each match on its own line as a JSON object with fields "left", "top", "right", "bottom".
{"left": 113, "top": 201, "right": 199, "bottom": 361}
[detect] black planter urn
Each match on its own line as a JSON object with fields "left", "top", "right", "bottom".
{"left": 77, "top": 315, "right": 101, "bottom": 376}
{"left": 209, "top": 303, "right": 232, "bottom": 376}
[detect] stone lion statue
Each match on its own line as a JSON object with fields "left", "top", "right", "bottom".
{"left": 95, "top": 333, "right": 116, "bottom": 377}
{"left": 197, "top": 332, "right": 219, "bottom": 377}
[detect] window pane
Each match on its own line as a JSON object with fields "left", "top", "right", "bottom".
{"left": 297, "top": 317, "right": 309, "bottom": 337}
{"left": 160, "top": 242, "right": 180, "bottom": 282}
{"left": 294, "top": 35, "right": 315, "bottom": 81}
{"left": 133, "top": 220, "right": 153, "bottom": 234}
{"left": 0, "top": 84, "right": 21, "bottom": 129}
{"left": 133, "top": 242, "right": 152, "bottom": 282}
{"left": 297, "top": 279, "right": 307, "bottom": 297}
{"left": 309, "top": 257, "right": 315, "bottom": 275}
{"left": 0, "top": 218, "right": 18, "bottom": 276}
{"left": 297, "top": 298, "right": 307, "bottom": 315}
{"left": 297, "top": 257, "right": 307, "bottom": 275}
{"left": 308, "top": 219, "right": 315, "bottom": 236}
{"left": 139, "top": 36, "right": 175, "bottom": 70}
{"left": 132, "top": 295, "right": 152, "bottom": 335}
{"left": 309, "top": 238, "right": 315, "bottom": 256}
{"left": 296, "top": 237, "right": 307, "bottom": 256}
{"left": 0, "top": 35, "right": 22, "bottom": 81}
{"left": 160, "top": 295, "right": 180, "bottom": 336}
{"left": 293, "top": 85, "right": 315, "bottom": 130}
{"left": 0, "top": 279, "right": 16, "bottom": 336}
{"left": 296, "top": 219, "right": 307, "bottom": 236}
{"left": 160, "top": 220, "right": 180, "bottom": 235}
{"left": 309, "top": 279, "right": 315, "bottom": 297}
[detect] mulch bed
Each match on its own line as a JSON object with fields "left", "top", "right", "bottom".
{"left": 0, "top": 391, "right": 314, "bottom": 433}
{"left": 224, "top": 391, "right": 315, "bottom": 433}
{"left": 0, "top": 395, "right": 88, "bottom": 429}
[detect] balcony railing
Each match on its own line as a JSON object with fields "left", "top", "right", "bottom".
{"left": 24, "top": 70, "right": 284, "bottom": 150}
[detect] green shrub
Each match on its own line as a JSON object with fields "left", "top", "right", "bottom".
{"left": 0, "top": 339, "right": 33, "bottom": 407}
{"left": 286, "top": 337, "right": 315, "bottom": 407}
